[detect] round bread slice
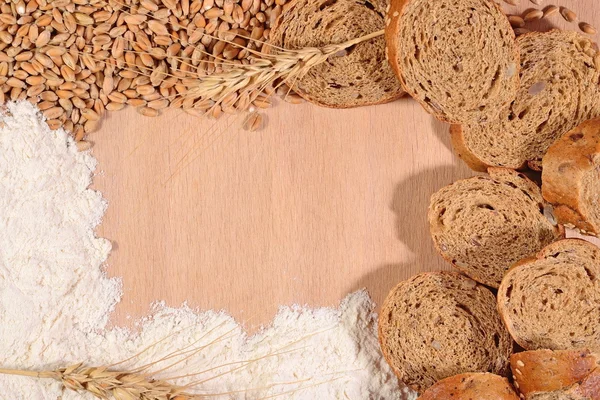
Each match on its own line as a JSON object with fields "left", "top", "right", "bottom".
{"left": 266, "top": 0, "right": 404, "bottom": 108}
{"left": 542, "top": 118, "right": 600, "bottom": 237}
{"left": 497, "top": 239, "right": 600, "bottom": 353}
{"left": 378, "top": 271, "right": 513, "bottom": 393}
{"left": 428, "top": 167, "right": 563, "bottom": 288}
{"left": 510, "top": 349, "right": 599, "bottom": 399}
{"left": 385, "top": 0, "right": 519, "bottom": 124}
{"left": 417, "top": 373, "right": 519, "bottom": 399}
{"left": 452, "top": 30, "right": 600, "bottom": 171}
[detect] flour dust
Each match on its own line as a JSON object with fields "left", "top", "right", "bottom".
{"left": 0, "top": 102, "right": 415, "bottom": 400}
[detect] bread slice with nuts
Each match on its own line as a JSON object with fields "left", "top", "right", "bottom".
{"left": 428, "top": 167, "right": 563, "bottom": 288}
{"left": 417, "top": 373, "right": 520, "bottom": 399}
{"left": 452, "top": 30, "right": 600, "bottom": 171}
{"left": 378, "top": 271, "right": 513, "bottom": 393}
{"left": 510, "top": 349, "right": 600, "bottom": 399}
{"left": 385, "top": 0, "right": 519, "bottom": 124}
{"left": 497, "top": 239, "right": 600, "bottom": 353}
{"left": 542, "top": 118, "right": 600, "bottom": 237}
{"left": 266, "top": 0, "right": 404, "bottom": 108}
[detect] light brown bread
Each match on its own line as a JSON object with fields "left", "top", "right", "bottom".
{"left": 510, "top": 349, "right": 599, "bottom": 398}
{"left": 417, "top": 373, "right": 519, "bottom": 399}
{"left": 452, "top": 30, "right": 600, "bottom": 172}
{"left": 428, "top": 168, "right": 563, "bottom": 288}
{"left": 542, "top": 118, "right": 600, "bottom": 237}
{"left": 267, "top": 0, "right": 404, "bottom": 108}
{"left": 497, "top": 239, "right": 600, "bottom": 353}
{"left": 378, "top": 271, "right": 513, "bottom": 393}
{"left": 385, "top": 0, "right": 519, "bottom": 124}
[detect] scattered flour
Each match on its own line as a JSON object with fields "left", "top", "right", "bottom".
{"left": 0, "top": 102, "right": 416, "bottom": 400}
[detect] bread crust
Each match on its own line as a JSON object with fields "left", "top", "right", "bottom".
{"left": 417, "top": 373, "right": 520, "bottom": 399}
{"left": 265, "top": 0, "right": 404, "bottom": 109}
{"left": 385, "top": 0, "right": 519, "bottom": 124}
{"left": 510, "top": 349, "right": 599, "bottom": 398}
{"left": 542, "top": 118, "right": 600, "bottom": 236}
{"left": 449, "top": 125, "right": 492, "bottom": 172}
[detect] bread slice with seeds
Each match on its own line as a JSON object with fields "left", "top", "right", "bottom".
{"left": 452, "top": 30, "right": 600, "bottom": 172}
{"left": 497, "top": 239, "right": 600, "bottom": 353}
{"left": 266, "top": 0, "right": 404, "bottom": 108}
{"left": 428, "top": 168, "right": 563, "bottom": 288}
{"left": 378, "top": 271, "right": 513, "bottom": 393}
{"left": 542, "top": 118, "right": 600, "bottom": 237}
{"left": 510, "top": 349, "right": 600, "bottom": 399}
{"left": 385, "top": 0, "right": 519, "bottom": 124}
{"left": 417, "top": 373, "right": 519, "bottom": 399}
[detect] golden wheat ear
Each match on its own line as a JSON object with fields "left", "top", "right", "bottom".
{"left": 0, "top": 364, "right": 196, "bottom": 400}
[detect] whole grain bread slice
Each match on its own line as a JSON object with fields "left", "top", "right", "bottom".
{"left": 510, "top": 349, "right": 600, "bottom": 399}
{"left": 497, "top": 239, "right": 600, "bottom": 352}
{"left": 542, "top": 118, "right": 600, "bottom": 237}
{"left": 428, "top": 168, "right": 563, "bottom": 288}
{"left": 378, "top": 271, "right": 513, "bottom": 393}
{"left": 385, "top": 0, "right": 519, "bottom": 124}
{"left": 452, "top": 30, "right": 600, "bottom": 172}
{"left": 266, "top": 0, "right": 404, "bottom": 108}
{"left": 417, "top": 373, "right": 519, "bottom": 399}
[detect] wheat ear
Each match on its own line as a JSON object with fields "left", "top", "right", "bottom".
{"left": 188, "top": 30, "right": 385, "bottom": 106}
{"left": 0, "top": 364, "right": 196, "bottom": 400}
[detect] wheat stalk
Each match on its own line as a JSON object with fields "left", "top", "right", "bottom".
{"left": 187, "top": 30, "right": 385, "bottom": 107}
{"left": 0, "top": 364, "right": 197, "bottom": 400}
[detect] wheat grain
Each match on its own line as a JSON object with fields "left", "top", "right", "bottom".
{"left": 560, "top": 7, "right": 577, "bottom": 22}
{"left": 542, "top": 5, "right": 559, "bottom": 18}
{"left": 580, "top": 22, "right": 597, "bottom": 35}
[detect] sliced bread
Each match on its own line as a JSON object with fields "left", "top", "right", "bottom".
{"left": 497, "top": 239, "right": 600, "bottom": 352}
{"left": 385, "top": 0, "right": 519, "bottom": 124}
{"left": 378, "top": 271, "right": 513, "bottom": 393}
{"left": 452, "top": 30, "right": 600, "bottom": 171}
{"left": 417, "top": 373, "right": 519, "bottom": 399}
{"left": 542, "top": 118, "right": 600, "bottom": 237}
{"left": 428, "top": 168, "right": 563, "bottom": 288}
{"left": 510, "top": 349, "right": 599, "bottom": 398}
{"left": 266, "top": 0, "right": 404, "bottom": 108}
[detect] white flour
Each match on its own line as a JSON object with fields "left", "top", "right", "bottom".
{"left": 0, "top": 102, "right": 415, "bottom": 400}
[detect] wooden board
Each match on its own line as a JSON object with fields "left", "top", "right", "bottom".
{"left": 92, "top": 2, "right": 600, "bottom": 332}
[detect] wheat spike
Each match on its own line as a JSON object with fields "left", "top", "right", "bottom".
{"left": 0, "top": 364, "right": 198, "bottom": 400}
{"left": 188, "top": 30, "right": 385, "bottom": 108}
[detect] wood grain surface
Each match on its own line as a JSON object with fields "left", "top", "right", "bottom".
{"left": 92, "top": 1, "right": 600, "bottom": 332}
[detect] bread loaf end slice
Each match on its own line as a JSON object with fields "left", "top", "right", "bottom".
{"left": 452, "top": 30, "right": 600, "bottom": 171}
{"left": 417, "top": 373, "right": 519, "bottom": 399}
{"left": 267, "top": 0, "right": 404, "bottom": 108}
{"left": 497, "top": 239, "right": 600, "bottom": 352}
{"left": 428, "top": 168, "right": 563, "bottom": 288}
{"left": 385, "top": 0, "right": 519, "bottom": 124}
{"left": 542, "top": 118, "right": 600, "bottom": 237}
{"left": 510, "top": 349, "right": 599, "bottom": 398}
{"left": 379, "top": 271, "right": 513, "bottom": 393}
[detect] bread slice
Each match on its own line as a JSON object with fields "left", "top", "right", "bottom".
{"left": 385, "top": 0, "right": 519, "bottom": 124}
{"left": 266, "top": 0, "right": 404, "bottom": 108}
{"left": 542, "top": 118, "right": 600, "bottom": 237}
{"left": 428, "top": 168, "right": 563, "bottom": 288}
{"left": 417, "top": 373, "right": 519, "bottom": 399}
{"left": 378, "top": 271, "right": 513, "bottom": 393}
{"left": 452, "top": 30, "right": 600, "bottom": 171}
{"left": 497, "top": 239, "right": 600, "bottom": 352}
{"left": 510, "top": 349, "right": 599, "bottom": 398}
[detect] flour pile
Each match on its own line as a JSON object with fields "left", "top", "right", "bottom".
{"left": 0, "top": 102, "right": 415, "bottom": 400}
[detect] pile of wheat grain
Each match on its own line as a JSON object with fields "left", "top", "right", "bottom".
{"left": 0, "top": 0, "right": 298, "bottom": 138}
